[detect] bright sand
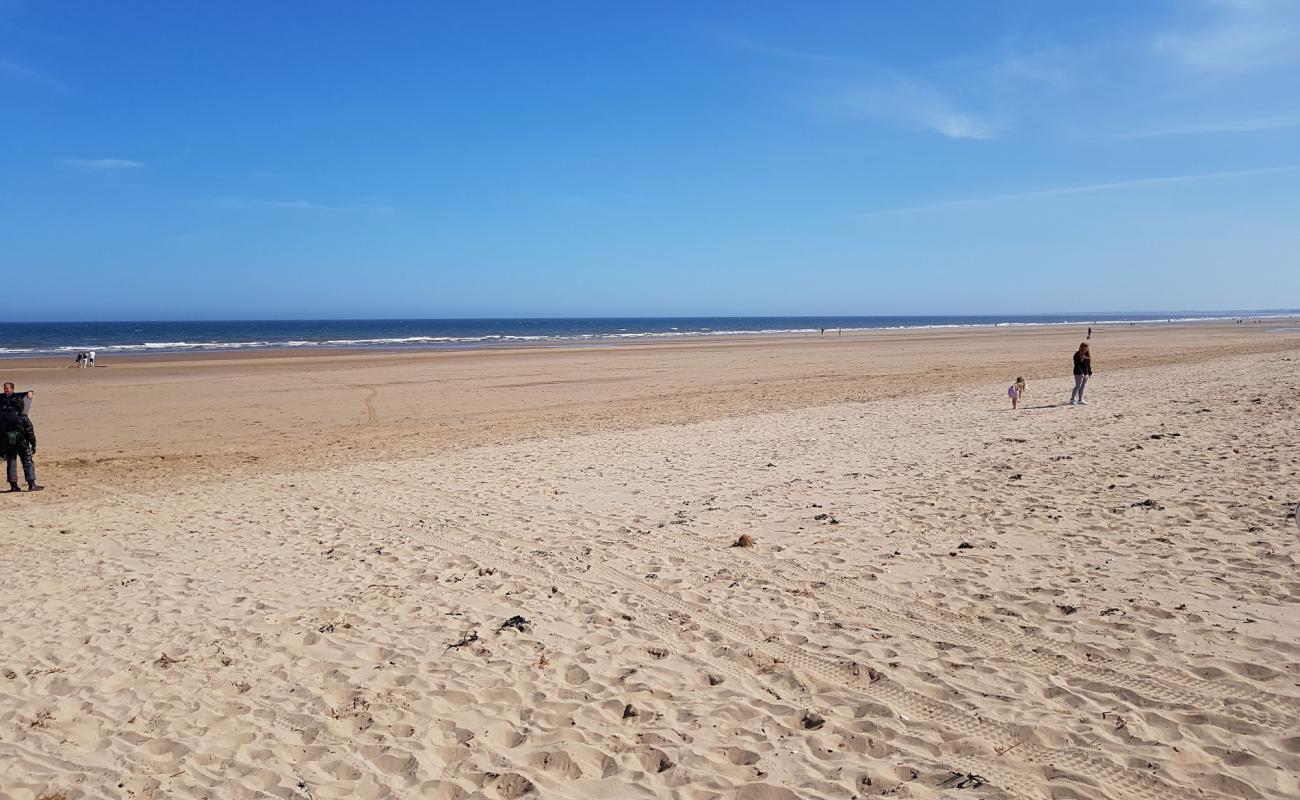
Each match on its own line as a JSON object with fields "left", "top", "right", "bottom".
{"left": 1, "top": 322, "right": 1298, "bottom": 799}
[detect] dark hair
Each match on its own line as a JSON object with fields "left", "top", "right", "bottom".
{"left": 1078, "top": 343, "right": 1090, "bottom": 356}
{"left": 2, "top": 382, "right": 12, "bottom": 391}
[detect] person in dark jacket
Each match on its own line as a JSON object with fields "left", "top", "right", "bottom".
{"left": 1069, "top": 342, "right": 1092, "bottom": 405}
{"left": 1, "top": 409, "right": 42, "bottom": 491}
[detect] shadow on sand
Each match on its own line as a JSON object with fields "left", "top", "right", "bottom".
{"left": 997, "top": 403, "right": 1071, "bottom": 411}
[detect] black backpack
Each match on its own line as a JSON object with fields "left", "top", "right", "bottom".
{"left": 1, "top": 414, "right": 25, "bottom": 450}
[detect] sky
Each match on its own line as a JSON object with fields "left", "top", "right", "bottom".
{"left": 2, "top": 0, "right": 1299, "bottom": 321}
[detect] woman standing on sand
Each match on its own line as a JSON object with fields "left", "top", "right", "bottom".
{"left": 1070, "top": 343, "right": 1092, "bottom": 405}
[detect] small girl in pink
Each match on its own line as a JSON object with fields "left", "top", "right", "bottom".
{"left": 1008, "top": 377, "right": 1027, "bottom": 410}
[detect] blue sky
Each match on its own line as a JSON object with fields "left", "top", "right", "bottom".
{"left": 2, "top": 1, "right": 1298, "bottom": 320}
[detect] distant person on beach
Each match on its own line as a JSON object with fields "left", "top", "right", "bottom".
{"left": 1069, "top": 343, "right": 1092, "bottom": 405}
{"left": 1087, "top": 326, "right": 1092, "bottom": 340}
{"left": 0, "top": 383, "right": 32, "bottom": 416}
{"left": 1008, "top": 377, "right": 1027, "bottom": 410}
{"left": 1, "top": 406, "right": 42, "bottom": 492}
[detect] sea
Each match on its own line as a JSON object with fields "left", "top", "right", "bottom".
{"left": 1, "top": 312, "right": 1295, "bottom": 359}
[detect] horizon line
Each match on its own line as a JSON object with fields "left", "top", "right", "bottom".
{"left": 4, "top": 309, "right": 1299, "bottom": 325}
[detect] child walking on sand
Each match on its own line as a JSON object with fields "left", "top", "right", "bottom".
{"left": 1008, "top": 377, "right": 1027, "bottom": 410}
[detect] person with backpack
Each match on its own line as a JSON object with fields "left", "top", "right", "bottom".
{"left": 1, "top": 408, "right": 42, "bottom": 492}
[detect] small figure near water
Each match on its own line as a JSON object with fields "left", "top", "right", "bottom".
{"left": 1069, "top": 343, "right": 1092, "bottom": 406}
{"left": 1008, "top": 377, "right": 1028, "bottom": 410}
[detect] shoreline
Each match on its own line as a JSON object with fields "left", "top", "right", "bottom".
{"left": 3, "top": 315, "right": 1297, "bottom": 369}
{"left": 2, "top": 314, "right": 1296, "bottom": 364}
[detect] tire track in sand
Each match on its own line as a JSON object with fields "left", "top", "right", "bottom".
{"left": 362, "top": 386, "right": 378, "bottom": 425}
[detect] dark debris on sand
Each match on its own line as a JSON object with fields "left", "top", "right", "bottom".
{"left": 801, "top": 712, "right": 825, "bottom": 730}
{"left": 498, "top": 615, "right": 530, "bottom": 633}
{"left": 447, "top": 630, "right": 479, "bottom": 649}
{"left": 939, "top": 772, "right": 988, "bottom": 790}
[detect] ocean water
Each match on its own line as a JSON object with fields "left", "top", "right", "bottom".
{"left": 0, "top": 313, "right": 1294, "bottom": 358}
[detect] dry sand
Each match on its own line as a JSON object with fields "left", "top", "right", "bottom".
{"left": 1, "top": 323, "right": 1298, "bottom": 799}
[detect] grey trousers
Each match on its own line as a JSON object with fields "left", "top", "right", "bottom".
{"left": 1070, "top": 374, "right": 1089, "bottom": 403}
{"left": 6, "top": 448, "right": 36, "bottom": 485}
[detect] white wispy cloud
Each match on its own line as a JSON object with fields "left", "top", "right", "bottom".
{"left": 728, "top": 16, "right": 1297, "bottom": 144}
{"left": 724, "top": 34, "right": 1002, "bottom": 140}
{"left": 987, "top": 48, "right": 1076, "bottom": 90}
{"left": 61, "top": 157, "right": 144, "bottom": 171}
{"left": 925, "top": 111, "right": 1002, "bottom": 141}
{"left": 861, "top": 164, "right": 1300, "bottom": 216}
{"left": 832, "top": 78, "right": 1004, "bottom": 140}
{"left": 1153, "top": 0, "right": 1300, "bottom": 75}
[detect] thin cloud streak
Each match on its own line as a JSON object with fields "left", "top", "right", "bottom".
{"left": 861, "top": 164, "right": 1300, "bottom": 217}
{"left": 719, "top": 34, "right": 864, "bottom": 68}
{"left": 832, "top": 79, "right": 1004, "bottom": 140}
{"left": 61, "top": 157, "right": 144, "bottom": 171}
{"left": 1117, "top": 111, "right": 1300, "bottom": 139}
{"left": 1152, "top": 0, "right": 1300, "bottom": 76}
{"left": 724, "top": 33, "right": 1002, "bottom": 140}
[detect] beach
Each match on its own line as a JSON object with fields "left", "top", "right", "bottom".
{"left": 2, "top": 323, "right": 1299, "bottom": 799}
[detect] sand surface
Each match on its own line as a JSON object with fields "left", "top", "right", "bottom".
{"left": 1, "top": 324, "right": 1299, "bottom": 799}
